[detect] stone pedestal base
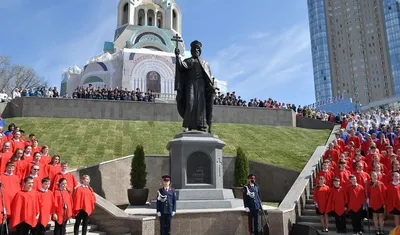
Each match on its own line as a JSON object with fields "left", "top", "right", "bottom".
{"left": 163, "top": 131, "right": 243, "bottom": 210}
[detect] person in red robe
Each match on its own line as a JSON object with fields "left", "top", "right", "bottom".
{"left": 351, "top": 155, "right": 369, "bottom": 174}
{"left": 47, "top": 155, "right": 61, "bottom": 181}
{"left": 9, "top": 149, "right": 27, "bottom": 179}
{"left": 21, "top": 165, "right": 43, "bottom": 191}
{"left": 373, "top": 164, "right": 388, "bottom": 185}
{"left": 73, "top": 175, "right": 96, "bottom": 235}
{"left": 361, "top": 134, "right": 373, "bottom": 155}
{"left": 0, "top": 183, "right": 6, "bottom": 235}
{"left": 40, "top": 145, "right": 51, "bottom": 164}
{"left": 50, "top": 162, "right": 78, "bottom": 194}
{"left": 378, "top": 133, "right": 390, "bottom": 152}
{"left": 334, "top": 160, "right": 351, "bottom": 187}
{"left": 367, "top": 171, "right": 387, "bottom": 234}
{"left": 315, "top": 161, "right": 334, "bottom": 187}
{"left": 24, "top": 133, "right": 36, "bottom": 147}
{"left": 31, "top": 140, "right": 42, "bottom": 154}
{"left": 23, "top": 145, "right": 33, "bottom": 162}
{"left": 324, "top": 143, "right": 340, "bottom": 163}
{"left": 335, "top": 132, "right": 346, "bottom": 150}
{"left": 53, "top": 177, "right": 73, "bottom": 235}
{"left": 347, "top": 174, "right": 366, "bottom": 234}
{"left": 313, "top": 176, "right": 330, "bottom": 232}
{"left": 9, "top": 176, "right": 40, "bottom": 234}
{"left": 353, "top": 162, "right": 371, "bottom": 186}
{"left": 386, "top": 171, "right": 400, "bottom": 226}
{"left": 24, "top": 152, "right": 47, "bottom": 178}
{"left": 347, "top": 130, "right": 361, "bottom": 149}
{"left": 326, "top": 178, "right": 348, "bottom": 233}
{"left": 0, "top": 142, "right": 13, "bottom": 174}
{"left": 1, "top": 162, "right": 20, "bottom": 220}
{"left": 33, "top": 177, "right": 55, "bottom": 235}
{"left": 9, "top": 131, "right": 25, "bottom": 154}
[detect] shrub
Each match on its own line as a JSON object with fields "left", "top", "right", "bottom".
{"left": 130, "top": 145, "right": 147, "bottom": 189}
{"left": 234, "top": 147, "right": 249, "bottom": 187}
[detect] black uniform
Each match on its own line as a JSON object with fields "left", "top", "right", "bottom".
{"left": 243, "top": 183, "right": 262, "bottom": 235}
{"left": 156, "top": 185, "right": 176, "bottom": 235}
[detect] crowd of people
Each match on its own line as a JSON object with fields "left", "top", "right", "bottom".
{"left": 314, "top": 109, "right": 400, "bottom": 234}
{"left": 0, "top": 123, "right": 96, "bottom": 235}
{"left": 69, "top": 86, "right": 156, "bottom": 102}
{"left": 13, "top": 87, "right": 60, "bottom": 99}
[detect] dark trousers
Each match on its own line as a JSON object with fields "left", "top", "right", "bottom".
{"left": 349, "top": 208, "right": 364, "bottom": 233}
{"left": 159, "top": 214, "right": 172, "bottom": 235}
{"left": 74, "top": 210, "right": 89, "bottom": 235}
{"left": 15, "top": 222, "right": 31, "bottom": 235}
{"left": 54, "top": 221, "right": 67, "bottom": 235}
{"left": 32, "top": 223, "right": 46, "bottom": 235}
{"left": 247, "top": 210, "right": 259, "bottom": 235}
{"left": 332, "top": 212, "right": 346, "bottom": 233}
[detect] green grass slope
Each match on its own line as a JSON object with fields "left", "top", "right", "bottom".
{"left": 5, "top": 118, "right": 331, "bottom": 171}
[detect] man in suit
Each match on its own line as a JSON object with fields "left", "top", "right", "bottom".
{"left": 243, "top": 173, "right": 262, "bottom": 235}
{"left": 156, "top": 175, "right": 177, "bottom": 235}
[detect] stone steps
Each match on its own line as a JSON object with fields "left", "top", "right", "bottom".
{"left": 297, "top": 221, "right": 392, "bottom": 235}
{"left": 38, "top": 219, "right": 105, "bottom": 235}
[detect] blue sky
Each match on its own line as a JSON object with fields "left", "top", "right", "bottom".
{"left": 0, "top": 0, "right": 315, "bottom": 105}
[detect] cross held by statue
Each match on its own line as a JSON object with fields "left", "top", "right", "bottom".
{"left": 171, "top": 34, "right": 183, "bottom": 49}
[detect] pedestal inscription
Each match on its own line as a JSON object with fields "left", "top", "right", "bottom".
{"left": 187, "top": 152, "right": 211, "bottom": 184}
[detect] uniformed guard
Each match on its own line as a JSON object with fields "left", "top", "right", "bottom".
{"left": 156, "top": 175, "right": 177, "bottom": 235}
{"left": 243, "top": 173, "right": 262, "bottom": 235}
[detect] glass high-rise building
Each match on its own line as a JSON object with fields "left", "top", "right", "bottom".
{"left": 307, "top": 0, "right": 400, "bottom": 106}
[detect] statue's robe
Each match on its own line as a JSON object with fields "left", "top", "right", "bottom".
{"left": 175, "top": 56, "right": 214, "bottom": 130}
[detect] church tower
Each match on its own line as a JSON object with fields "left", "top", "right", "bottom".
{"left": 106, "top": 0, "right": 185, "bottom": 55}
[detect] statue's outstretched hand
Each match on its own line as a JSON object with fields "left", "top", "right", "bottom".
{"left": 175, "top": 48, "right": 180, "bottom": 56}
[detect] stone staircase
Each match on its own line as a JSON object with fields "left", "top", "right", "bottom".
{"left": 296, "top": 192, "right": 396, "bottom": 235}
{"left": 41, "top": 219, "right": 105, "bottom": 235}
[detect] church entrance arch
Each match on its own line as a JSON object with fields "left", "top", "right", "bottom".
{"left": 146, "top": 71, "right": 161, "bottom": 93}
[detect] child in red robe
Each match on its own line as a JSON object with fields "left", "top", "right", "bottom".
{"left": 347, "top": 174, "right": 366, "bottom": 234}
{"left": 326, "top": 177, "right": 347, "bottom": 233}
{"left": 47, "top": 155, "right": 61, "bottom": 181}
{"left": 367, "top": 171, "right": 387, "bottom": 235}
{"left": 313, "top": 176, "right": 330, "bottom": 233}
{"left": 334, "top": 160, "right": 351, "bottom": 187}
{"left": 33, "top": 177, "right": 55, "bottom": 235}
{"left": 9, "top": 176, "right": 40, "bottom": 234}
{"left": 53, "top": 177, "right": 73, "bottom": 235}
{"left": 1, "top": 162, "right": 20, "bottom": 220}
{"left": 40, "top": 145, "right": 51, "bottom": 164}
{"left": 0, "top": 142, "right": 13, "bottom": 174}
{"left": 24, "top": 152, "right": 47, "bottom": 178}
{"left": 73, "top": 175, "right": 96, "bottom": 235}
{"left": 315, "top": 161, "right": 334, "bottom": 187}
{"left": 386, "top": 171, "right": 400, "bottom": 227}
{"left": 51, "top": 162, "right": 78, "bottom": 194}
{"left": 22, "top": 164, "right": 43, "bottom": 191}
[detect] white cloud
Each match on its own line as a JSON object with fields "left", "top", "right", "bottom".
{"left": 209, "top": 23, "right": 314, "bottom": 104}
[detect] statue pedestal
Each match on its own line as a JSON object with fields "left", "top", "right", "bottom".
{"left": 164, "top": 131, "right": 243, "bottom": 209}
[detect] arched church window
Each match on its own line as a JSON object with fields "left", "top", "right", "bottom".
{"left": 157, "top": 12, "right": 163, "bottom": 28}
{"left": 148, "top": 10, "right": 154, "bottom": 26}
{"left": 173, "top": 9, "right": 178, "bottom": 31}
{"left": 122, "top": 3, "right": 129, "bottom": 25}
{"left": 138, "top": 9, "right": 145, "bottom": 26}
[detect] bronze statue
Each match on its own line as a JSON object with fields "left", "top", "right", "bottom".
{"left": 172, "top": 36, "right": 215, "bottom": 133}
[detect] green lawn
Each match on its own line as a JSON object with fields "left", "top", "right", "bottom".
{"left": 5, "top": 118, "right": 330, "bottom": 171}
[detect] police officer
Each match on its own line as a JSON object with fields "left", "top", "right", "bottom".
{"left": 156, "top": 175, "right": 177, "bottom": 235}
{"left": 243, "top": 173, "right": 262, "bottom": 235}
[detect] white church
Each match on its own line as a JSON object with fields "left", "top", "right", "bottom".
{"left": 61, "top": 0, "right": 228, "bottom": 98}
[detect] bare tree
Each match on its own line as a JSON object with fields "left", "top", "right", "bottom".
{"left": 0, "top": 55, "right": 47, "bottom": 95}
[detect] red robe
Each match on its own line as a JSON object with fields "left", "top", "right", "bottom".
{"left": 9, "top": 190, "right": 40, "bottom": 228}
{"left": 73, "top": 186, "right": 96, "bottom": 216}
{"left": 351, "top": 160, "right": 369, "bottom": 173}
{"left": 362, "top": 141, "right": 373, "bottom": 155}
{"left": 315, "top": 170, "right": 334, "bottom": 187}
{"left": 50, "top": 172, "right": 78, "bottom": 193}
{"left": 47, "top": 164, "right": 61, "bottom": 181}
{"left": 53, "top": 189, "right": 73, "bottom": 225}
{"left": 324, "top": 149, "right": 340, "bottom": 163}
{"left": 347, "top": 184, "right": 366, "bottom": 212}
{"left": 334, "top": 169, "right": 351, "bottom": 187}
{"left": 21, "top": 175, "right": 43, "bottom": 192}
{"left": 13, "top": 159, "right": 28, "bottom": 179}
{"left": 386, "top": 182, "right": 400, "bottom": 213}
{"left": 313, "top": 185, "right": 330, "bottom": 214}
{"left": 353, "top": 171, "right": 371, "bottom": 186}
{"left": 24, "top": 161, "right": 47, "bottom": 178}
{"left": 0, "top": 173, "right": 20, "bottom": 217}
{"left": 32, "top": 146, "right": 42, "bottom": 153}
{"left": 336, "top": 138, "right": 346, "bottom": 151}
{"left": 40, "top": 155, "right": 51, "bottom": 165}
{"left": 367, "top": 181, "right": 387, "bottom": 210}
{"left": 10, "top": 139, "right": 25, "bottom": 153}
{"left": 37, "top": 189, "right": 55, "bottom": 227}
{"left": 347, "top": 136, "right": 361, "bottom": 149}
{"left": 0, "top": 151, "right": 12, "bottom": 173}
{"left": 326, "top": 186, "right": 348, "bottom": 216}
